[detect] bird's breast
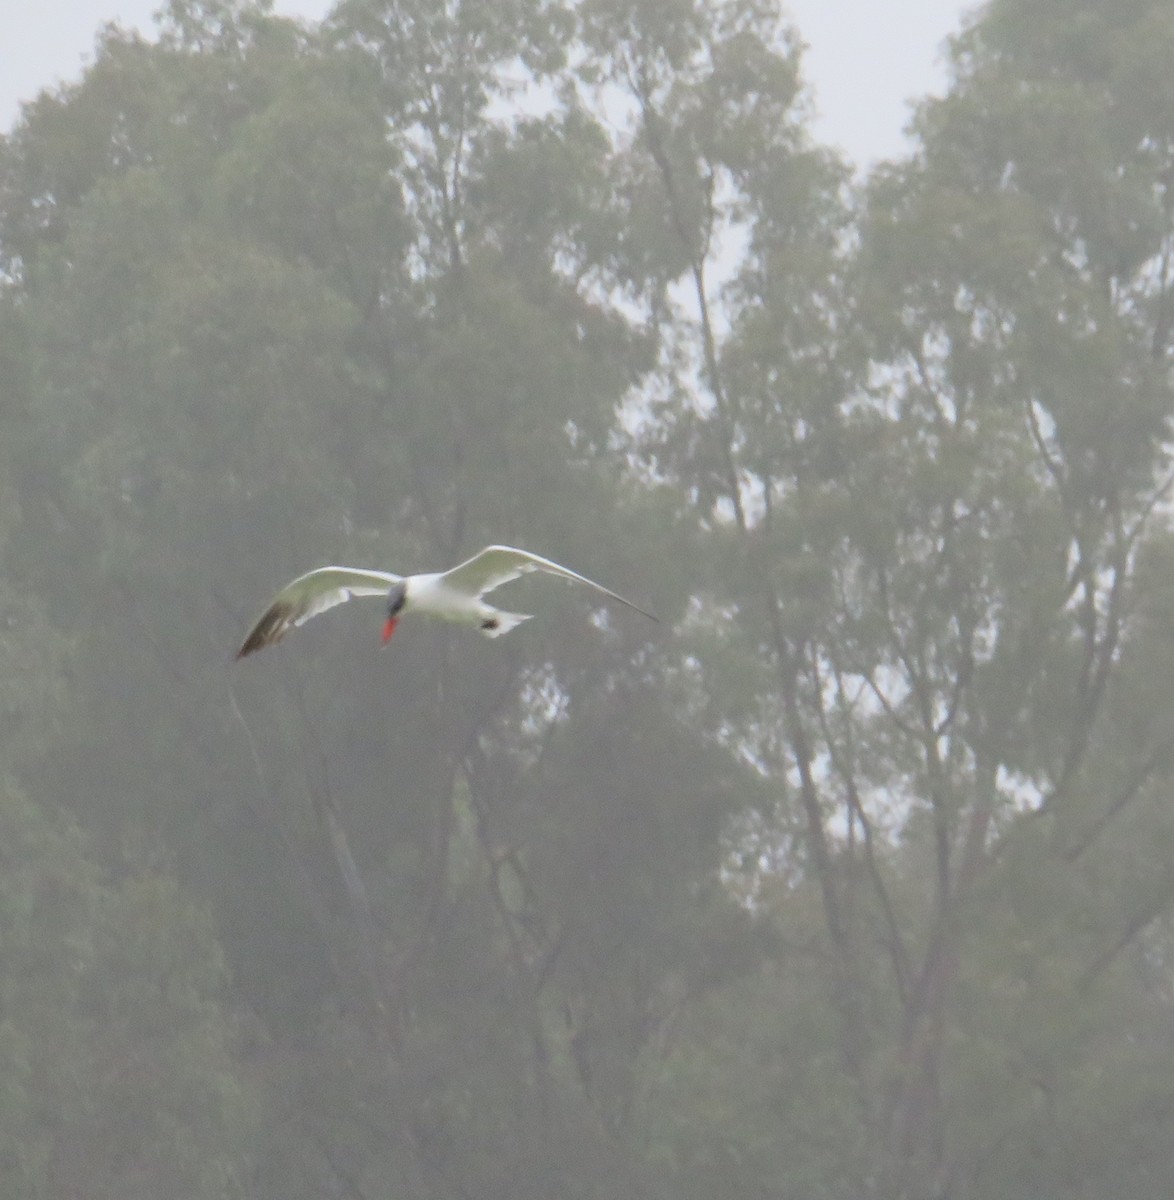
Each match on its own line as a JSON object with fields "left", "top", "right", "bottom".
{"left": 406, "top": 574, "right": 483, "bottom": 620}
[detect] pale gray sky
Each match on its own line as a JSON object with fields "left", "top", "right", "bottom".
{"left": 0, "top": 0, "right": 971, "bottom": 165}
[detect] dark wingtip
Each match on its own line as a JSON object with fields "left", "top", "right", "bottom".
{"left": 234, "top": 606, "right": 286, "bottom": 661}
{"left": 234, "top": 634, "right": 260, "bottom": 661}
{"left": 625, "top": 599, "right": 659, "bottom": 623}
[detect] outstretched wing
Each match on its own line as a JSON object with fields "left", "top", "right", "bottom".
{"left": 439, "top": 545, "right": 658, "bottom": 622}
{"left": 235, "top": 566, "right": 401, "bottom": 659}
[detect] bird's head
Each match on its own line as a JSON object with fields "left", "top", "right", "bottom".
{"left": 381, "top": 580, "right": 408, "bottom": 645}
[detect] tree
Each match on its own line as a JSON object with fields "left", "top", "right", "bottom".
{"left": 1, "top": 2, "right": 758, "bottom": 1195}
{"left": 10, "top": 0, "right": 1174, "bottom": 1196}
{"left": 0, "top": 783, "right": 254, "bottom": 1199}
{"left": 626, "top": 0, "right": 1174, "bottom": 1195}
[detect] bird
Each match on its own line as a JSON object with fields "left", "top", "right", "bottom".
{"left": 235, "top": 543, "right": 658, "bottom": 659}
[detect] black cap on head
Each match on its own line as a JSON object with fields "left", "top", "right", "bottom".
{"left": 387, "top": 580, "right": 408, "bottom": 616}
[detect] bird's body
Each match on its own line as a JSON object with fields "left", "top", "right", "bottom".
{"left": 401, "top": 571, "right": 510, "bottom": 625}
{"left": 235, "top": 544, "right": 656, "bottom": 659}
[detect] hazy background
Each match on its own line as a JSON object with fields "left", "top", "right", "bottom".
{"left": 4, "top": 2, "right": 1174, "bottom": 1199}
{"left": 1, "top": 0, "right": 970, "bottom": 163}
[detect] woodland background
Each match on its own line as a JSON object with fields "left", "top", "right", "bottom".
{"left": 4, "top": 0, "right": 1174, "bottom": 1196}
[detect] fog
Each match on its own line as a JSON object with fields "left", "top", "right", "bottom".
{"left": 3, "top": 0, "right": 965, "bottom": 162}
{"left": 2, "top": 1, "right": 1173, "bottom": 1198}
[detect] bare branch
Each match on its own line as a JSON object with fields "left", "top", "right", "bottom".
{"left": 813, "top": 647, "right": 912, "bottom": 1005}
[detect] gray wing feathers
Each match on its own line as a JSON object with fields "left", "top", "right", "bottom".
{"left": 236, "top": 566, "right": 400, "bottom": 658}
{"left": 442, "top": 545, "right": 658, "bottom": 621}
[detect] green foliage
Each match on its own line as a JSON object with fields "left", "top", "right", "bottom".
{"left": 0, "top": 784, "right": 254, "bottom": 1199}
{"left": 6, "top": 0, "right": 1174, "bottom": 1196}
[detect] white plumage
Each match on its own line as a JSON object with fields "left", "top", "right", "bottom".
{"left": 236, "top": 544, "right": 656, "bottom": 659}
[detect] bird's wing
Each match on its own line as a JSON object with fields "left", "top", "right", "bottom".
{"left": 440, "top": 545, "right": 658, "bottom": 621}
{"left": 236, "top": 566, "right": 401, "bottom": 659}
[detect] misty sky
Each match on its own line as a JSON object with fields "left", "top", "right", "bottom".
{"left": 1, "top": 0, "right": 971, "bottom": 165}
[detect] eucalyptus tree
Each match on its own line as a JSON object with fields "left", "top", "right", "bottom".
{"left": 620, "top": 0, "right": 1174, "bottom": 1195}
{"left": 1, "top": 1, "right": 767, "bottom": 1195}
{"left": 17, "top": 0, "right": 1174, "bottom": 1194}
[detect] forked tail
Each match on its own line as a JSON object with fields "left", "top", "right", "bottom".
{"left": 480, "top": 610, "right": 532, "bottom": 638}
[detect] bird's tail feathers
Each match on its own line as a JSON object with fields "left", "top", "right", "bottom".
{"left": 481, "top": 610, "right": 532, "bottom": 638}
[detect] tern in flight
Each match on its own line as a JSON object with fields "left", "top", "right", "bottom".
{"left": 235, "top": 543, "right": 657, "bottom": 659}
